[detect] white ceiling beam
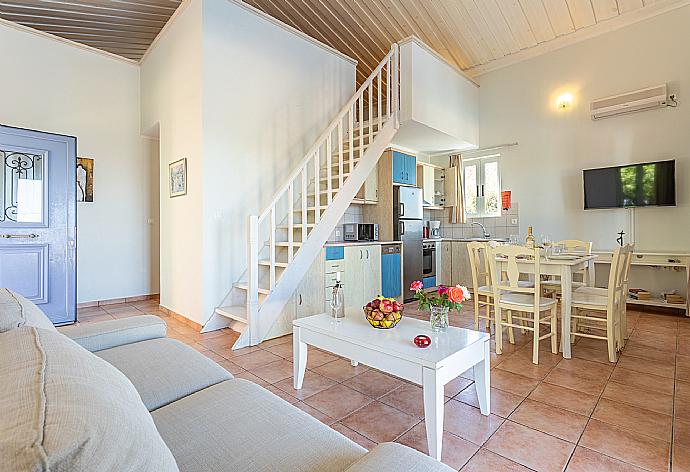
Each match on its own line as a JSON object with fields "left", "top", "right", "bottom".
{"left": 519, "top": 0, "right": 557, "bottom": 42}
{"left": 591, "top": 0, "right": 620, "bottom": 20}
{"left": 566, "top": 0, "right": 597, "bottom": 28}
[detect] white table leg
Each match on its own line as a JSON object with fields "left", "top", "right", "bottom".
{"left": 561, "top": 267, "right": 573, "bottom": 359}
{"left": 350, "top": 360, "right": 359, "bottom": 367}
{"left": 422, "top": 367, "right": 444, "bottom": 461}
{"left": 473, "top": 340, "right": 491, "bottom": 415}
{"left": 293, "top": 326, "right": 307, "bottom": 389}
{"left": 587, "top": 259, "right": 596, "bottom": 287}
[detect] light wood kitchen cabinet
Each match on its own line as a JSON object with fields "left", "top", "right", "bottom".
{"left": 438, "top": 241, "right": 452, "bottom": 286}
{"left": 451, "top": 241, "right": 472, "bottom": 287}
{"left": 294, "top": 255, "right": 325, "bottom": 319}
{"left": 343, "top": 245, "right": 382, "bottom": 311}
{"left": 357, "top": 168, "right": 378, "bottom": 203}
{"left": 267, "top": 253, "right": 324, "bottom": 338}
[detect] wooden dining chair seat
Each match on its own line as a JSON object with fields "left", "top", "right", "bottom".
{"left": 500, "top": 293, "right": 558, "bottom": 309}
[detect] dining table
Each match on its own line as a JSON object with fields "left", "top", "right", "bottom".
{"left": 494, "top": 253, "right": 598, "bottom": 358}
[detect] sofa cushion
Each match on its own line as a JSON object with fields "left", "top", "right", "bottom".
{"left": 59, "top": 315, "right": 167, "bottom": 352}
{"left": 344, "top": 443, "right": 454, "bottom": 472}
{"left": 0, "top": 327, "right": 178, "bottom": 472}
{"left": 96, "top": 337, "right": 232, "bottom": 411}
{"left": 0, "top": 288, "right": 56, "bottom": 333}
{"left": 153, "top": 378, "right": 367, "bottom": 472}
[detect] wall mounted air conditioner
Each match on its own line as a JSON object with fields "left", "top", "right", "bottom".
{"left": 591, "top": 84, "right": 668, "bottom": 120}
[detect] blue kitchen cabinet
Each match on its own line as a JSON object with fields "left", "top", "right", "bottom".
{"left": 423, "top": 276, "right": 436, "bottom": 289}
{"left": 381, "top": 252, "right": 402, "bottom": 298}
{"left": 392, "top": 151, "right": 416, "bottom": 185}
{"left": 325, "top": 246, "right": 344, "bottom": 260}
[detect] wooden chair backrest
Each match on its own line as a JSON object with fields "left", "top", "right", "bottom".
{"left": 467, "top": 242, "right": 490, "bottom": 292}
{"left": 558, "top": 239, "right": 593, "bottom": 253}
{"left": 606, "top": 244, "right": 634, "bottom": 311}
{"left": 487, "top": 245, "right": 541, "bottom": 298}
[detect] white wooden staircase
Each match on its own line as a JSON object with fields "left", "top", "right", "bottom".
{"left": 204, "top": 45, "right": 400, "bottom": 348}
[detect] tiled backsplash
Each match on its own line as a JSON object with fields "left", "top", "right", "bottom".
{"left": 328, "top": 201, "right": 521, "bottom": 242}
{"left": 328, "top": 204, "right": 364, "bottom": 241}
{"left": 424, "top": 202, "right": 520, "bottom": 240}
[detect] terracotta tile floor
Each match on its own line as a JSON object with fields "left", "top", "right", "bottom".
{"left": 77, "top": 299, "right": 689, "bottom": 472}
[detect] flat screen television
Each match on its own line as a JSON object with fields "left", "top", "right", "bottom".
{"left": 583, "top": 160, "right": 676, "bottom": 209}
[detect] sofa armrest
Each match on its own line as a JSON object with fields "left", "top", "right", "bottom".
{"left": 58, "top": 315, "right": 167, "bottom": 352}
{"left": 344, "top": 443, "right": 454, "bottom": 472}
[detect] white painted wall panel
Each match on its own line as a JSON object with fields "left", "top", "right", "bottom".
{"left": 478, "top": 5, "right": 690, "bottom": 251}
{"left": 0, "top": 21, "right": 159, "bottom": 304}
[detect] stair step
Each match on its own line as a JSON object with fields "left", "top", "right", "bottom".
{"left": 293, "top": 205, "right": 326, "bottom": 213}
{"left": 236, "top": 283, "right": 270, "bottom": 295}
{"left": 319, "top": 173, "right": 350, "bottom": 183}
{"left": 277, "top": 223, "right": 315, "bottom": 229}
{"left": 215, "top": 305, "right": 248, "bottom": 323}
{"left": 275, "top": 241, "right": 303, "bottom": 247}
{"left": 326, "top": 158, "right": 361, "bottom": 169}
{"left": 258, "top": 260, "right": 288, "bottom": 268}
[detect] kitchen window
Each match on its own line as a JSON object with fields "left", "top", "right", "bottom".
{"left": 462, "top": 154, "right": 501, "bottom": 218}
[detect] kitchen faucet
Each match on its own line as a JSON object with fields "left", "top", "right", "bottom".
{"left": 471, "top": 222, "right": 490, "bottom": 239}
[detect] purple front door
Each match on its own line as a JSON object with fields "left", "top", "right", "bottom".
{"left": 0, "top": 125, "right": 76, "bottom": 325}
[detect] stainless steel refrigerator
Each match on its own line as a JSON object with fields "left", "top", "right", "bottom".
{"left": 393, "top": 186, "right": 424, "bottom": 302}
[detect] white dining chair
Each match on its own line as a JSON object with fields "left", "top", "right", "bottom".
{"left": 575, "top": 244, "right": 634, "bottom": 350}
{"left": 542, "top": 240, "right": 594, "bottom": 295}
{"left": 467, "top": 242, "right": 495, "bottom": 331}
{"left": 570, "top": 244, "right": 633, "bottom": 362}
{"left": 487, "top": 245, "right": 558, "bottom": 365}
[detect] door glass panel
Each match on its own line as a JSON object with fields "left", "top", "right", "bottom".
{"left": 1, "top": 150, "right": 44, "bottom": 223}
{"left": 483, "top": 160, "right": 501, "bottom": 217}
{"left": 463, "top": 163, "right": 478, "bottom": 216}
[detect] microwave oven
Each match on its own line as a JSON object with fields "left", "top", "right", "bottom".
{"left": 343, "top": 223, "right": 379, "bottom": 242}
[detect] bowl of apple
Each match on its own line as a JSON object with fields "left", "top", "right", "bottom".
{"left": 363, "top": 296, "right": 404, "bottom": 329}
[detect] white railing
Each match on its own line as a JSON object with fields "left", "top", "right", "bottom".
{"left": 246, "top": 44, "right": 399, "bottom": 324}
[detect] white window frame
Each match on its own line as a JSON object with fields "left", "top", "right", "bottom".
{"left": 462, "top": 153, "right": 502, "bottom": 218}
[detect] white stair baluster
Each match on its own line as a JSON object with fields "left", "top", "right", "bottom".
{"left": 326, "top": 135, "right": 332, "bottom": 205}
{"left": 269, "top": 206, "right": 276, "bottom": 289}
{"left": 288, "top": 182, "right": 294, "bottom": 262}
{"left": 348, "top": 107, "right": 354, "bottom": 171}
{"left": 377, "top": 69, "right": 382, "bottom": 131}
{"left": 386, "top": 56, "right": 391, "bottom": 119}
{"left": 314, "top": 149, "right": 320, "bottom": 224}
{"left": 368, "top": 81, "right": 373, "bottom": 147}
{"left": 338, "top": 121, "right": 343, "bottom": 189}
{"left": 301, "top": 168, "right": 307, "bottom": 243}
{"left": 358, "top": 94, "right": 364, "bottom": 160}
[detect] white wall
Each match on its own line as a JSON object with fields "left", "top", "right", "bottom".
{"left": 201, "top": 0, "right": 356, "bottom": 324}
{"left": 397, "top": 37, "right": 479, "bottom": 152}
{"left": 140, "top": 0, "right": 205, "bottom": 320}
{"left": 478, "top": 6, "right": 690, "bottom": 252}
{"left": 0, "top": 20, "right": 160, "bottom": 303}
{"left": 141, "top": 0, "right": 356, "bottom": 324}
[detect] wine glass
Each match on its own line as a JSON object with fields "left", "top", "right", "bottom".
{"left": 542, "top": 235, "right": 553, "bottom": 260}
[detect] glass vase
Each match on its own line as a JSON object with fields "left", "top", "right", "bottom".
{"left": 430, "top": 306, "right": 449, "bottom": 332}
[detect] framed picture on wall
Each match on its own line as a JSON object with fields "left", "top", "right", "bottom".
{"left": 169, "top": 158, "right": 187, "bottom": 197}
{"left": 76, "top": 157, "right": 94, "bottom": 202}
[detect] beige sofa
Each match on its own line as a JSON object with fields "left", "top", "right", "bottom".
{"left": 0, "top": 289, "right": 452, "bottom": 472}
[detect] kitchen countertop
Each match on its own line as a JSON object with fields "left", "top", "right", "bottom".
{"left": 424, "top": 238, "right": 508, "bottom": 243}
{"left": 325, "top": 240, "right": 403, "bottom": 247}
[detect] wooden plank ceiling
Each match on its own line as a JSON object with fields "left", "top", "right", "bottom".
{"left": 0, "top": 0, "right": 182, "bottom": 61}
{"left": 0, "top": 0, "right": 682, "bottom": 75}
{"left": 241, "top": 0, "right": 668, "bottom": 82}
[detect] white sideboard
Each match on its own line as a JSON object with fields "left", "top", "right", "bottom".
{"left": 593, "top": 250, "right": 690, "bottom": 315}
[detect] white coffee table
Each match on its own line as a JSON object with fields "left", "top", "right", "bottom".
{"left": 293, "top": 313, "right": 491, "bottom": 461}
